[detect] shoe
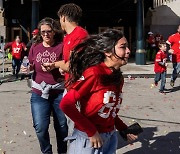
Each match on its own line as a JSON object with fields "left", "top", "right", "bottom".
{"left": 170, "top": 81, "right": 174, "bottom": 87}
{"left": 154, "top": 82, "right": 158, "bottom": 86}
{"left": 15, "top": 74, "right": 18, "bottom": 79}
{"left": 12, "top": 70, "right": 15, "bottom": 75}
{"left": 159, "top": 90, "right": 166, "bottom": 94}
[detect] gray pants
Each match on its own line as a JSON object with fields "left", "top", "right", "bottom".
{"left": 65, "top": 129, "right": 118, "bottom": 154}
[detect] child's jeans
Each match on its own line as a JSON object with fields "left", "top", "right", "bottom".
{"left": 65, "top": 129, "right": 118, "bottom": 154}
{"left": 154, "top": 71, "right": 166, "bottom": 91}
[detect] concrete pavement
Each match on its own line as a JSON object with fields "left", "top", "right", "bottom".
{"left": 0, "top": 73, "right": 180, "bottom": 154}
{"left": 0, "top": 59, "right": 180, "bottom": 154}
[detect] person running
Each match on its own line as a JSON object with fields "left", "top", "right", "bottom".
{"left": 154, "top": 41, "right": 168, "bottom": 94}
{"left": 4, "top": 36, "right": 27, "bottom": 79}
{"left": 166, "top": 25, "right": 180, "bottom": 87}
{"left": 21, "top": 17, "right": 68, "bottom": 154}
{"left": 60, "top": 29, "right": 138, "bottom": 154}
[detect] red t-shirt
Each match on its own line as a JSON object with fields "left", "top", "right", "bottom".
{"left": 5, "top": 41, "right": 26, "bottom": 59}
{"left": 167, "top": 32, "right": 180, "bottom": 63}
{"left": 60, "top": 63, "right": 127, "bottom": 136}
{"left": 63, "top": 26, "right": 88, "bottom": 80}
{"left": 154, "top": 50, "right": 167, "bottom": 73}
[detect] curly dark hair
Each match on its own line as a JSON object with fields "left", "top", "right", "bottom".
{"left": 35, "top": 17, "right": 63, "bottom": 44}
{"left": 67, "top": 29, "right": 124, "bottom": 86}
{"left": 57, "top": 3, "right": 82, "bottom": 23}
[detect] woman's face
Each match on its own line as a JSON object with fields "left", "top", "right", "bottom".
{"left": 15, "top": 37, "right": 20, "bottom": 43}
{"left": 40, "top": 24, "right": 55, "bottom": 43}
{"left": 106, "top": 37, "right": 131, "bottom": 68}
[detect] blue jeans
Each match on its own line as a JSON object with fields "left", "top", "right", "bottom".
{"left": 31, "top": 92, "right": 68, "bottom": 154}
{"left": 12, "top": 58, "right": 22, "bottom": 77}
{"left": 154, "top": 71, "right": 166, "bottom": 91}
{"left": 171, "top": 62, "right": 180, "bottom": 82}
{"left": 65, "top": 129, "right": 117, "bottom": 154}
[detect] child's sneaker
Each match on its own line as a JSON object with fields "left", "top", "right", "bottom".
{"left": 154, "top": 82, "right": 158, "bottom": 86}
{"left": 159, "top": 90, "right": 166, "bottom": 94}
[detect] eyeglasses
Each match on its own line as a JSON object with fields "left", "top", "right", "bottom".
{"left": 41, "top": 30, "right": 53, "bottom": 35}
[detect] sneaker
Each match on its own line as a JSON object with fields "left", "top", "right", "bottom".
{"left": 12, "top": 70, "right": 15, "bottom": 75}
{"left": 159, "top": 90, "right": 166, "bottom": 94}
{"left": 154, "top": 82, "right": 158, "bottom": 86}
{"left": 170, "top": 80, "right": 174, "bottom": 87}
{"left": 15, "top": 74, "right": 19, "bottom": 79}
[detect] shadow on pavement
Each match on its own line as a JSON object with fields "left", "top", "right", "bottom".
{"left": 165, "top": 85, "right": 180, "bottom": 93}
{"left": 117, "top": 127, "right": 180, "bottom": 154}
{"left": 0, "top": 74, "right": 19, "bottom": 84}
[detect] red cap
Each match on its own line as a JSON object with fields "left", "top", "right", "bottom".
{"left": 32, "top": 29, "right": 39, "bottom": 35}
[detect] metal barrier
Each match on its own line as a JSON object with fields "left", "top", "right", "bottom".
{"left": 0, "top": 42, "right": 5, "bottom": 77}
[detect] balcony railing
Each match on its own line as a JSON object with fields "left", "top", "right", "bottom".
{"left": 153, "top": 0, "right": 176, "bottom": 8}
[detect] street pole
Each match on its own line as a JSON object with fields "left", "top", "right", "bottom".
{"left": 31, "top": 0, "right": 39, "bottom": 31}
{"left": 136, "top": 0, "right": 146, "bottom": 65}
{"left": 0, "top": 36, "right": 5, "bottom": 77}
{"left": 0, "top": 0, "right": 3, "bottom": 10}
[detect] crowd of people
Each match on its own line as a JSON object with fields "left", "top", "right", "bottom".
{"left": 2, "top": 2, "right": 180, "bottom": 154}
{"left": 152, "top": 25, "right": 180, "bottom": 94}
{"left": 20, "top": 3, "right": 138, "bottom": 154}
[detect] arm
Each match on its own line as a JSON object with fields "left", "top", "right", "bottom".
{"left": 60, "top": 89, "right": 103, "bottom": 148}
{"left": 22, "top": 43, "right": 27, "bottom": 51}
{"left": 54, "top": 60, "right": 69, "bottom": 72}
{"left": 4, "top": 42, "right": 13, "bottom": 50}
{"left": 60, "top": 89, "right": 97, "bottom": 137}
{"left": 115, "top": 116, "right": 128, "bottom": 131}
{"left": 21, "top": 45, "right": 34, "bottom": 73}
{"left": 166, "top": 36, "right": 174, "bottom": 54}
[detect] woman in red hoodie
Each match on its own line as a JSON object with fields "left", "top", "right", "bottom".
{"left": 60, "top": 29, "right": 138, "bottom": 154}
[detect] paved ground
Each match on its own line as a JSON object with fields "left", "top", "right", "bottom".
{"left": 0, "top": 58, "right": 180, "bottom": 154}
{"left": 0, "top": 72, "right": 180, "bottom": 154}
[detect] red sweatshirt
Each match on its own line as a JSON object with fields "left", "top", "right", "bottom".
{"left": 60, "top": 63, "right": 127, "bottom": 137}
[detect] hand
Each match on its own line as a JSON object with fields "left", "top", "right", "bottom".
{"left": 89, "top": 131, "right": 103, "bottom": 148}
{"left": 127, "top": 134, "right": 138, "bottom": 143}
{"left": 59, "top": 68, "right": 65, "bottom": 75}
{"left": 41, "top": 62, "right": 55, "bottom": 72}
{"left": 163, "top": 58, "right": 167, "bottom": 63}
{"left": 168, "top": 49, "right": 174, "bottom": 54}
{"left": 165, "top": 63, "right": 168, "bottom": 67}
{"left": 21, "top": 65, "right": 29, "bottom": 74}
{"left": 56, "top": 60, "right": 68, "bottom": 71}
